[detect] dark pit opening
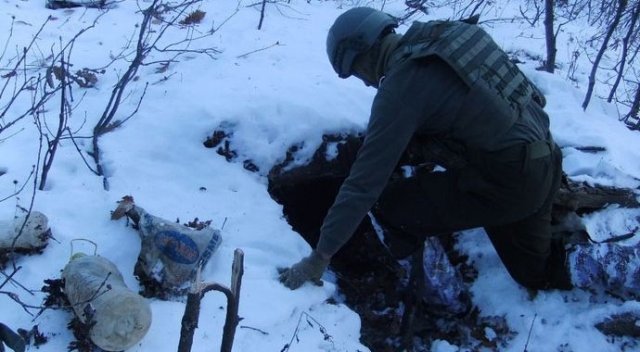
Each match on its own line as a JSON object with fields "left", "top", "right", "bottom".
{"left": 265, "top": 134, "right": 514, "bottom": 351}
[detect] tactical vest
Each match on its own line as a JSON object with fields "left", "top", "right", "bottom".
{"left": 393, "top": 19, "right": 543, "bottom": 110}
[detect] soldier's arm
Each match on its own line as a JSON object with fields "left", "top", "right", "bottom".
{"left": 316, "top": 58, "right": 467, "bottom": 258}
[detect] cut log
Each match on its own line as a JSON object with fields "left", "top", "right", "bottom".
{"left": 554, "top": 176, "right": 639, "bottom": 213}
{"left": 595, "top": 311, "right": 640, "bottom": 338}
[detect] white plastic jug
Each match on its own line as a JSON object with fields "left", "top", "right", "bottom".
{"left": 62, "top": 254, "right": 152, "bottom": 351}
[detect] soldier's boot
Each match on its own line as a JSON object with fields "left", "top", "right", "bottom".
{"left": 568, "top": 242, "right": 640, "bottom": 299}
{"left": 418, "top": 237, "right": 472, "bottom": 317}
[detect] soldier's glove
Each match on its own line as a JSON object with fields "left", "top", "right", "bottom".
{"left": 278, "top": 251, "right": 329, "bottom": 290}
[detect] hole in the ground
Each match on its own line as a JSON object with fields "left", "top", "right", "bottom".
{"left": 266, "top": 133, "right": 513, "bottom": 351}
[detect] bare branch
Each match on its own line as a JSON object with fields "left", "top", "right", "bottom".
{"left": 520, "top": 0, "right": 543, "bottom": 27}
{"left": 65, "top": 127, "right": 100, "bottom": 175}
{"left": 0, "top": 290, "right": 42, "bottom": 315}
{"left": 89, "top": 0, "right": 221, "bottom": 190}
{"left": 0, "top": 266, "right": 21, "bottom": 290}
{"left": 583, "top": 0, "right": 628, "bottom": 110}
{"left": 608, "top": 0, "right": 640, "bottom": 102}
{"left": 0, "top": 16, "right": 52, "bottom": 100}
{"left": 0, "top": 267, "right": 34, "bottom": 296}
{"left": 39, "top": 49, "right": 71, "bottom": 191}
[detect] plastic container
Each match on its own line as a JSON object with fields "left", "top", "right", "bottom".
{"left": 62, "top": 254, "right": 152, "bottom": 351}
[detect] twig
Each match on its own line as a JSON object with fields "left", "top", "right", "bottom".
{"left": 69, "top": 238, "right": 98, "bottom": 257}
{"left": 0, "top": 128, "right": 25, "bottom": 143}
{"left": 0, "top": 167, "right": 34, "bottom": 203}
{"left": 111, "top": 82, "right": 148, "bottom": 127}
{"left": 214, "top": 5, "right": 240, "bottom": 32}
{"left": 523, "top": 313, "right": 537, "bottom": 352}
{"left": 71, "top": 272, "right": 113, "bottom": 308}
{"left": 0, "top": 266, "right": 21, "bottom": 290}
{"left": 38, "top": 48, "right": 70, "bottom": 191}
{"left": 258, "top": 0, "right": 268, "bottom": 29}
{"left": 0, "top": 16, "right": 51, "bottom": 100}
{"left": 0, "top": 16, "right": 15, "bottom": 62}
{"left": 65, "top": 127, "right": 100, "bottom": 175}
{"left": 281, "top": 311, "right": 334, "bottom": 352}
{"left": 0, "top": 267, "right": 34, "bottom": 296}
{"left": 10, "top": 153, "right": 41, "bottom": 270}
{"left": 0, "top": 290, "right": 42, "bottom": 315}
{"left": 151, "top": 73, "right": 177, "bottom": 85}
{"left": 236, "top": 41, "right": 281, "bottom": 59}
{"left": 239, "top": 325, "right": 269, "bottom": 335}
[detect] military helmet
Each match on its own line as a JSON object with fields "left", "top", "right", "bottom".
{"left": 326, "top": 7, "right": 398, "bottom": 78}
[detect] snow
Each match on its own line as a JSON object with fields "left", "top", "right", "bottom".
{"left": 1, "top": 0, "right": 639, "bottom": 351}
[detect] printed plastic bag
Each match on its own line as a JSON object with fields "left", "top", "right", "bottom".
{"left": 111, "top": 196, "right": 222, "bottom": 293}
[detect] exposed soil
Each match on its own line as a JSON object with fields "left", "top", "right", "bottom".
{"left": 235, "top": 131, "right": 515, "bottom": 350}
{"left": 202, "top": 127, "right": 520, "bottom": 350}
{"left": 266, "top": 148, "right": 515, "bottom": 351}
{"left": 205, "top": 127, "right": 640, "bottom": 350}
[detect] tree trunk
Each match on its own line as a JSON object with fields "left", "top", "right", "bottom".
{"left": 624, "top": 82, "right": 640, "bottom": 128}
{"left": 608, "top": 1, "right": 640, "bottom": 103}
{"left": 544, "top": 0, "right": 557, "bottom": 73}
{"left": 583, "top": 0, "right": 628, "bottom": 110}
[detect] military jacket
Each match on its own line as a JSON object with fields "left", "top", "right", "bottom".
{"left": 316, "top": 22, "right": 551, "bottom": 257}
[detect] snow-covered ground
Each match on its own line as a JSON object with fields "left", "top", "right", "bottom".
{"left": 1, "top": 1, "right": 639, "bottom": 351}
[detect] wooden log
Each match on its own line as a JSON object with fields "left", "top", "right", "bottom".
{"left": 595, "top": 311, "right": 640, "bottom": 338}
{"left": 554, "top": 176, "right": 639, "bottom": 213}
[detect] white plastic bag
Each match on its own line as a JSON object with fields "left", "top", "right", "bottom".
{"left": 0, "top": 212, "right": 49, "bottom": 251}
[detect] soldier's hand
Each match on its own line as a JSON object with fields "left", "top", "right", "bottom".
{"left": 278, "top": 251, "right": 329, "bottom": 289}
